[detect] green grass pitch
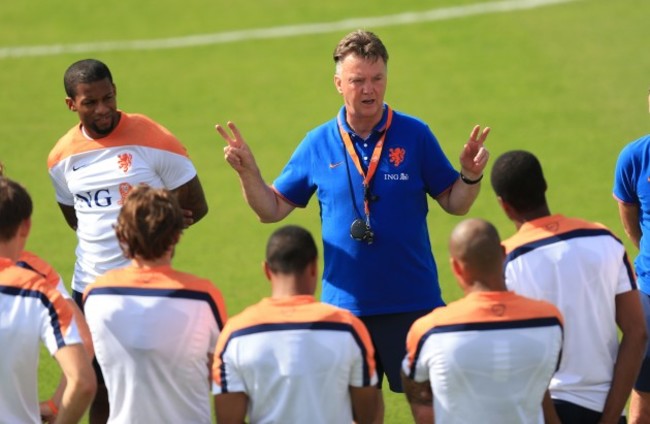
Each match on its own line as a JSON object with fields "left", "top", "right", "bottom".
{"left": 1, "top": 0, "right": 649, "bottom": 421}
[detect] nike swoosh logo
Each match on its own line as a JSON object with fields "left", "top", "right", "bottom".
{"left": 329, "top": 162, "right": 343, "bottom": 169}
{"left": 72, "top": 163, "right": 90, "bottom": 171}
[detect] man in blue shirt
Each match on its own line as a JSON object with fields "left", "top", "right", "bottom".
{"left": 216, "top": 29, "right": 489, "bottom": 422}
{"left": 613, "top": 88, "right": 650, "bottom": 423}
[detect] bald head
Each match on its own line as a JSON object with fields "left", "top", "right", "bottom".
{"left": 449, "top": 219, "right": 505, "bottom": 291}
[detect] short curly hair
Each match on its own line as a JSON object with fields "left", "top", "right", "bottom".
{"left": 115, "top": 185, "right": 184, "bottom": 260}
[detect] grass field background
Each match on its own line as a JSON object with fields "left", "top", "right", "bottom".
{"left": 1, "top": 0, "right": 649, "bottom": 422}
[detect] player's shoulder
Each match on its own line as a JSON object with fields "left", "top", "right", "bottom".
{"left": 170, "top": 269, "right": 225, "bottom": 298}
{"left": 16, "top": 250, "right": 62, "bottom": 287}
{"left": 0, "top": 261, "right": 60, "bottom": 299}
{"left": 48, "top": 124, "right": 85, "bottom": 167}
{"left": 120, "top": 112, "right": 189, "bottom": 155}
{"left": 18, "top": 250, "right": 54, "bottom": 274}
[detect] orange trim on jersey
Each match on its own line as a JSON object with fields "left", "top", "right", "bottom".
{"left": 83, "top": 264, "right": 227, "bottom": 327}
{"left": 213, "top": 295, "right": 375, "bottom": 386}
{"left": 48, "top": 112, "right": 189, "bottom": 168}
{"left": 17, "top": 251, "right": 61, "bottom": 289}
{"left": 405, "top": 291, "right": 563, "bottom": 369}
{"left": 0, "top": 259, "right": 74, "bottom": 336}
{"left": 501, "top": 214, "right": 610, "bottom": 254}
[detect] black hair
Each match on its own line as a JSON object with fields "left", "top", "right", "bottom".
{"left": 490, "top": 150, "right": 548, "bottom": 213}
{"left": 265, "top": 225, "right": 318, "bottom": 274}
{"left": 0, "top": 177, "right": 33, "bottom": 241}
{"left": 64, "top": 59, "right": 113, "bottom": 98}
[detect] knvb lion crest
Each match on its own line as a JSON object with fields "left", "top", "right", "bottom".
{"left": 388, "top": 147, "right": 406, "bottom": 167}
{"left": 491, "top": 304, "right": 506, "bottom": 316}
{"left": 117, "top": 153, "right": 133, "bottom": 173}
{"left": 545, "top": 222, "right": 559, "bottom": 232}
{"left": 117, "top": 182, "right": 133, "bottom": 205}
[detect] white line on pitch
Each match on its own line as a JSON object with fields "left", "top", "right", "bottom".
{"left": 0, "top": 0, "right": 578, "bottom": 59}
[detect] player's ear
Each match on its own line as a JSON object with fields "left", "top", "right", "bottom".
{"left": 19, "top": 217, "right": 31, "bottom": 238}
{"left": 450, "top": 256, "right": 463, "bottom": 280}
{"left": 496, "top": 196, "right": 515, "bottom": 219}
{"left": 65, "top": 97, "right": 76, "bottom": 112}
{"left": 262, "top": 261, "right": 272, "bottom": 281}
{"left": 334, "top": 74, "right": 343, "bottom": 94}
{"left": 308, "top": 258, "right": 318, "bottom": 277}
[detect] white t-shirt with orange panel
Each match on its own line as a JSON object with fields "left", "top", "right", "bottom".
{"left": 503, "top": 214, "right": 636, "bottom": 413}
{"left": 212, "top": 295, "right": 377, "bottom": 424}
{"left": 402, "top": 291, "right": 563, "bottom": 424}
{"left": 0, "top": 258, "right": 82, "bottom": 424}
{"left": 83, "top": 265, "right": 227, "bottom": 424}
{"left": 48, "top": 112, "right": 197, "bottom": 293}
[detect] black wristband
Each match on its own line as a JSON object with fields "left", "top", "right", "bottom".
{"left": 460, "top": 172, "right": 483, "bottom": 185}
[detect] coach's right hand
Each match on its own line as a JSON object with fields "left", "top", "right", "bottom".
{"left": 216, "top": 121, "right": 259, "bottom": 175}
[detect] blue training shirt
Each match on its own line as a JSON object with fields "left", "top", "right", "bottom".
{"left": 273, "top": 105, "right": 458, "bottom": 316}
{"left": 613, "top": 134, "right": 650, "bottom": 294}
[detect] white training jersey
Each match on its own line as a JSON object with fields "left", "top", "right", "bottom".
{"left": 48, "top": 112, "right": 197, "bottom": 293}
{"left": 402, "top": 291, "right": 564, "bottom": 424}
{"left": 0, "top": 258, "right": 82, "bottom": 424}
{"left": 83, "top": 265, "right": 227, "bottom": 424}
{"left": 503, "top": 214, "right": 636, "bottom": 412}
{"left": 212, "top": 295, "right": 377, "bottom": 424}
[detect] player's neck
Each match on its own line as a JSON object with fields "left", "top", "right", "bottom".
{"left": 0, "top": 243, "right": 21, "bottom": 262}
{"left": 0, "top": 234, "right": 26, "bottom": 262}
{"left": 515, "top": 206, "right": 552, "bottom": 229}
{"left": 131, "top": 251, "right": 173, "bottom": 269}
{"left": 270, "top": 277, "right": 314, "bottom": 299}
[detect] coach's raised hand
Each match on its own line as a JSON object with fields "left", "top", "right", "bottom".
{"left": 216, "top": 121, "right": 259, "bottom": 175}
{"left": 459, "top": 125, "right": 491, "bottom": 180}
{"left": 215, "top": 121, "right": 295, "bottom": 223}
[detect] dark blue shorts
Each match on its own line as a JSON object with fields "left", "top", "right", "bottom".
{"left": 553, "top": 399, "right": 626, "bottom": 423}
{"left": 359, "top": 309, "right": 431, "bottom": 393}
{"left": 635, "top": 291, "right": 650, "bottom": 392}
{"left": 73, "top": 289, "right": 105, "bottom": 386}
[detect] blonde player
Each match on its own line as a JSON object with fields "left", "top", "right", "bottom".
{"left": 212, "top": 225, "right": 378, "bottom": 424}
{"left": 83, "top": 185, "right": 226, "bottom": 423}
